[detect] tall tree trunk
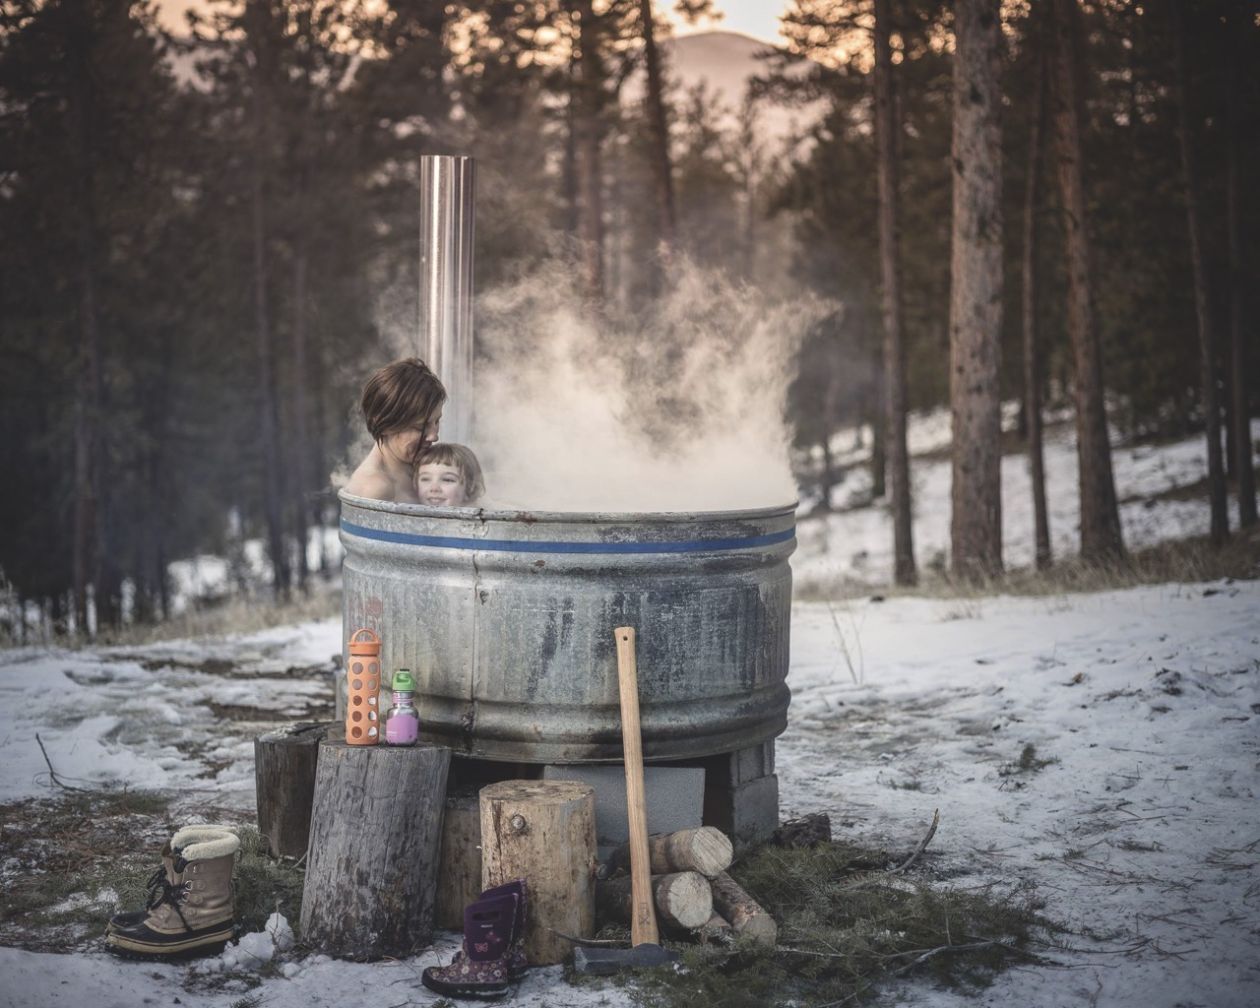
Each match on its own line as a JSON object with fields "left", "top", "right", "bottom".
{"left": 639, "top": 0, "right": 676, "bottom": 286}
{"left": 291, "top": 241, "right": 312, "bottom": 592}
{"left": 68, "top": 15, "right": 102, "bottom": 636}
{"left": 1225, "top": 11, "right": 1256, "bottom": 528}
{"left": 251, "top": 66, "right": 290, "bottom": 599}
{"left": 574, "top": 0, "right": 605, "bottom": 302}
{"left": 949, "top": 0, "right": 1004, "bottom": 580}
{"left": 873, "top": 0, "right": 915, "bottom": 585}
{"left": 563, "top": 32, "right": 580, "bottom": 238}
{"left": 1048, "top": 0, "right": 1123, "bottom": 562}
{"left": 737, "top": 96, "right": 760, "bottom": 282}
{"left": 1172, "top": 12, "right": 1228, "bottom": 546}
{"left": 1022, "top": 14, "right": 1051, "bottom": 569}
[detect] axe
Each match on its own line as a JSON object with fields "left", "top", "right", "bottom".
{"left": 571, "top": 628, "right": 679, "bottom": 976}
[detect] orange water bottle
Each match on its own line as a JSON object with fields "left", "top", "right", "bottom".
{"left": 346, "top": 628, "right": 382, "bottom": 745}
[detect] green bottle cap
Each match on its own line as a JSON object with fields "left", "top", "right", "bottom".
{"left": 391, "top": 669, "right": 415, "bottom": 692}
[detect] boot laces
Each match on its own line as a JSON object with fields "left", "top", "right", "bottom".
{"left": 146, "top": 878, "right": 194, "bottom": 932}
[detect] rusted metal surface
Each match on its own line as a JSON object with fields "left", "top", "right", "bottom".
{"left": 339, "top": 493, "right": 796, "bottom": 763}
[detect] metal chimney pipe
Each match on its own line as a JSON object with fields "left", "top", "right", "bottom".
{"left": 419, "top": 155, "right": 475, "bottom": 444}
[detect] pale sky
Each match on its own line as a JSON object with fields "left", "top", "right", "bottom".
{"left": 673, "top": 2, "right": 787, "bottom": 44}
{"left": 155, "top": 2, "right": 789, "bottom": 45}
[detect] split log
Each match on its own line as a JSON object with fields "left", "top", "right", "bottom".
{"left": 604, "top": 826, "right": 733, "bottom": 879}
{"left": 711, "top": 872, "right": 777, "bottom": 947}
{"left": 301, "top": 739, "right": 451, "bottom": 960}
{"left": 254, "top": 722, "right": 333, "bottom": 858}
{"left": 597, "top": 871, "right": 713, "bottom": 932}
{"left": 435, "top": 793, "right": 482, "bottom": 931}
{"left": 480, "top": 779, "right": 597, "bottom": 966}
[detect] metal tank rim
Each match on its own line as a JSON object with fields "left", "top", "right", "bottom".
{"left": 338, "top": 489, "right": 799, "bottom": 524}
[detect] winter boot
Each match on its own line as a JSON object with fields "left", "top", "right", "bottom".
{"left": 106, "top": 825, "right": 237, "bottom": 935}
{"left": 421, "top": 893, "right": 518, "bottom": 1000}
{"left": 106, "top": 826, "right": 239, "bottom": 960}
{"left": 477, "top": 879, "right": 528, "bottom": 979}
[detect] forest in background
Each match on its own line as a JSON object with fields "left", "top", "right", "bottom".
{"left": 0, "top": 0, "right": 1257, "bottom": 634}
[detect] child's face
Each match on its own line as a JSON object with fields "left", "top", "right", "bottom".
{"left": 416, "top": 463, "right": 467, "bottom": 506}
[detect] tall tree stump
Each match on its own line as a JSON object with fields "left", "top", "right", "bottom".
{"left": 435, "top": 792, "right": 483, "bottom": 931}
{"left": 301, "top": 739, "right": 451, "bottom": 960}
{"left": 254, "top": 722, "right": 333, "bottom": 858}
{"left": 479, "top": 780, "right": 596, "bottom": 965}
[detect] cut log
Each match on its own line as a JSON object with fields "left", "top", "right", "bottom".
{"left": 435, "top": 792, "right": 482, "bottom": 931}
{"left": 695, "top": 910, "right": 734, "bottom": 945}
{"left": 604, "top": 827, "right": 733, "bottom": 879}
{"left": 597, "top": 871, "right": 714, "bottom": 932}
{"left": 254, "top": 722, "right": 333, "bottom": 858}
{"left": 480, "top": 779, "right": 597, "bottom": 966}
{"left": 710, "top": 872, "right": 777, "bottom": 947}
{"left": 301, "top": 739, "right": 450, "bottom": 960}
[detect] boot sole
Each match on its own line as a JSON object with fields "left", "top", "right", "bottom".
{"left": 106, "top": 925, "right": 235, "bottom": 959}
{"left": 420, "top": 972, "right": 510, "bottom": 1001}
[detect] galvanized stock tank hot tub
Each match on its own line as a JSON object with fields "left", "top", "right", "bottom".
{"left": 339, "top": 492, "right": 796, "bottom": 764}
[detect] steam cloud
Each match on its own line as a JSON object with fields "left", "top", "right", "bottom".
{"left": 468, "top": 261, "right": 827, "bottom": 513}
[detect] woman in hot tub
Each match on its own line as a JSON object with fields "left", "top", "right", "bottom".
{"left": 344, "top": 358, "right": 446, "bottom": 504}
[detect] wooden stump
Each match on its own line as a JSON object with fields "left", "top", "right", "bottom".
{"left": 597, "top": 870, "right": 714, "bottom": 931}
{"left": 301, "top": 739, "right": 451, "bottom": 960}
{"left": 479, "top": 779, "right": 596, "bottom": 966}
{"left": 435, "top": 792, "right": 483, "bottom": 931}
{"left": 255, "top": 722, "right": 333, "bottom": 859}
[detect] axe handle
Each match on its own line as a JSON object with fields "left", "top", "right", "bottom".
{"left": 615, "top": 626, "right": 659, "bottom": 947}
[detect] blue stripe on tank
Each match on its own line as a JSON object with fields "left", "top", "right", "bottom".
{"left": 339, "top": 519, "right": 795, "bottom": 555}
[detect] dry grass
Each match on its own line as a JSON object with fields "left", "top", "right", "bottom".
{"left": 0, "top": 791, "right": 303, "bottom": 951}
{"left": 797, "top": 526, "right": 1260, "bottom": 602}
{"left": 4, "top": 583, "right": 341, "bottom": 651}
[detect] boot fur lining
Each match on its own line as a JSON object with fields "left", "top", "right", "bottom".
{"left": 172, "top": 825, "right": 240, "bottom": 861}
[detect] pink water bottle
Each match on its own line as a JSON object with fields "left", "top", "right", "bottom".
{"left": 384, "top": 669, "right": 420, "bottom": 746}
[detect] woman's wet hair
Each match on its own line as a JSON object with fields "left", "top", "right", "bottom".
{"left": 361, "top": 358, "right": 447, "bottom": 443}
{"left": 416, "top": 442, "right": 486, "bottom": 503}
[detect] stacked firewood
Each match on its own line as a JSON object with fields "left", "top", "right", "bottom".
{"left": 595, "top": 827, "right": 777, "bottom": 947}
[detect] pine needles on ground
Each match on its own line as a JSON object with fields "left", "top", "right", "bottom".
{"left": 633, "top": 840, "right": 1051, "bottom": 1008}
{"left": 230, "top": 825, "right": 305, "bottom": 936}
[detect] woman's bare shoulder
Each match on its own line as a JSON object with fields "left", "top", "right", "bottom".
{"left": 343, "top": 469, "right": 395, "bottom": 501}
{"left": 344, "top": 454, "right": 396, "bottom": 501}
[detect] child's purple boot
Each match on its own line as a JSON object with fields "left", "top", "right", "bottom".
{"left": 421, "top": 894, "right": 517, "bottom": 1001}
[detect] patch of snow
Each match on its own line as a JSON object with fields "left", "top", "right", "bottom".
{"left": 796, "top": 416, "right": 1260, "bottom": 589}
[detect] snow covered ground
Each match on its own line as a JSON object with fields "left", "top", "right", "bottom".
{"left": 795, "top": 415, "right": 1260, "bottom": 591}
{"left": 1, "top": 421, "right": 1257, "bottom": 1007}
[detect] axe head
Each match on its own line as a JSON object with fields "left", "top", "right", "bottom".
{"left": 572, "top": 942, "right": 679, "bottom": 976}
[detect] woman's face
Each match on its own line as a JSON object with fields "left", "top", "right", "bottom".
{"left": 381, "top": 407, "right": 443, "bottom": 466}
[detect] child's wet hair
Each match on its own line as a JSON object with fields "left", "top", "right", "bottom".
{"left": 415, "top": 443, "right": 486, "bottom": 504}
{"left": 361, "top": 358, "right": 446, "bottom": 442}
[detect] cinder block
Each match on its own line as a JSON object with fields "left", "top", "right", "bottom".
{"left": 701, "top": 741, "right": 776, "bottom": 790}
{"left": 704, "top": 774, "right": 779, "bottom": 850}
{"left": 542, "top": 765, "right": 704, "bottom": 855}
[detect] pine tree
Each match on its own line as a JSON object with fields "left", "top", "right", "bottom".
{"left": 1048, "top": 0, "right": 1123, "bottom": 562}
{"left": 948, "top": 0, "right": 1003, "bottom": 579}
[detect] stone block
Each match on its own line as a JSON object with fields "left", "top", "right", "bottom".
{"left": 704, "top": 774, "right": 779, "bottom": 850}
{"left": 700, "top": 741, "right": 776, "bottom": 791}
{"left": 542, "top": 764, "right": 704, "bottom": 856}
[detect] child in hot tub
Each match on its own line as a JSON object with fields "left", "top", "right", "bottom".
{"left": 415, "top": 443, "right": 485, "bottom": 506}
{"left": 344, "top": 358, "right": 446, "bottom": 503}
